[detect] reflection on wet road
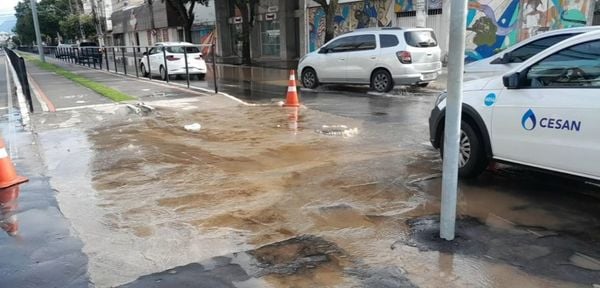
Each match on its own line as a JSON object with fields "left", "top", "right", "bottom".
{"left": 31, "top": 85, "right": 600, "bottom": 287}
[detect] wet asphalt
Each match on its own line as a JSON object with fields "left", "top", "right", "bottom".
{"left": 3, "top": 53, "right": 600, "bottom": 287}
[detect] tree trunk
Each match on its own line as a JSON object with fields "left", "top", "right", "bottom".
{"left": 323, "top": 0, "right": 338, "bottom": 43}
{"left": 185, "top": 20, "right": 193, "bottom": 43}
{"left": 239, "top": 4, "right": 251, "bottom": 65}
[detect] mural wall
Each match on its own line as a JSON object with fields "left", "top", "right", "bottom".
{"left": 308, "top": 0, "right": 396, "bottom": 51}
{"left": 466, "top": 0, "right": 592, "bottom": 62}
{"left": 395, "top": 0, "right": 442, "bottom": 12}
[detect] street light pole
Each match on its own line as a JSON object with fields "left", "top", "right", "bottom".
{"left": 30, "top": 0, "right": 45, "bottom": 62}
{"left": 440, "top": 0, "right": 468, "bottom": 241}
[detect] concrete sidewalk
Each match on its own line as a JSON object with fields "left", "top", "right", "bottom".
{"left": 24, "top": 55, "right": 217, "bottom": 112}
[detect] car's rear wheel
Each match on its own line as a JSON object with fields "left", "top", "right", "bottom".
{"left": 301, "top": 68, "right": 319, "bottom": 89}
{"left": 140, "top": 63, "right": 148, "bottom": 77}
{"left": 440, "top": 120, "right": 488, "bottom": 178}
{"left": 371, "top": 69, "right": 393, "bottom": 93}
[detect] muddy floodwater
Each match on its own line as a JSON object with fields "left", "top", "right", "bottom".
{"left": 35, "top": 99, "right": 600, "bottom": 287}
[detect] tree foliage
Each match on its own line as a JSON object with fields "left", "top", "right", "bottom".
{"left": 14, "top": 0, "right": 95, "bottom": 45}
{"left": 161, "top": 0, "right": 210, "bottom": 43}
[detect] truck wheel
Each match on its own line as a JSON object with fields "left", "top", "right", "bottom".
{"left": 440, "top": 120, "right": 488, "bottom": 178}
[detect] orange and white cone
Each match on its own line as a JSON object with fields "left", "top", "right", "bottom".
{"left": 284, "top": 70, "right": 300, "bottom": 107}
{"left": 0, "top": 139, "right": 28, "bottom": 188}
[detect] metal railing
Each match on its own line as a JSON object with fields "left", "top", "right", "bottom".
{"left": 4, "top": 48, "right": 34, "bottom": 112}
{"left": 18, "top": 44, "right": 219, "bottom": 94}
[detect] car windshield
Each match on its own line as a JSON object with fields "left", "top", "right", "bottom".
{"left": 405, "top": 31, "right": 438, "bottom": 48}
{"left": 166, "top": 46, "right": 201, "bottom": 54}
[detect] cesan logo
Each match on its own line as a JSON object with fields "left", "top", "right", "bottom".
{"left": 521, "top": 109, "right": 581, "bottom": 132}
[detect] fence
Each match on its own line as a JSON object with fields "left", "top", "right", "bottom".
{"left": 19, "top": 44, "right": 219, "bottom": 94}
{"left": 4, "top": 48, "right": 34, "bottom": 113}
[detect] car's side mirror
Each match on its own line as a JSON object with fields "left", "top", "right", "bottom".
{"left": 319, "top": 47, "right": 329, "bottom": 54}
{"left": 141, "top": 52, "right": 147, "bottom": 56}
{"left": 503, "top": 72, "right": 521, "bottom": 89}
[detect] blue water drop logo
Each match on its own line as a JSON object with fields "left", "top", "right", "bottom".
{"left": 521, "top": 109, "right": 537, "bottom": 131}
{"left": 484, "top": 93, "right": 496, "bottom": 107}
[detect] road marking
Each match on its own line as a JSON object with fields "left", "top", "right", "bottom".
{"left": 55, "top": 103, "right": 118, "bottom": 112}
{"left": 28, "top": 74, "right": 57, "bottom": 112}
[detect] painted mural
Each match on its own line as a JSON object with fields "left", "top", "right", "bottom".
{"left": 309, "top": 0, "right": 396, "bottom": 51}
{"left": 466, "top": 0, "right": 592, "bottom": 62}
{"left": 395, "top": 0, "right": 442, "bottom": 12}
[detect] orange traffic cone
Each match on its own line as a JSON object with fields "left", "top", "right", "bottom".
{"left": 0, "top": 139, "right": 28, "bottom": 188}
{"left": 284, "top": 70, "right": 300, "bottom": 107}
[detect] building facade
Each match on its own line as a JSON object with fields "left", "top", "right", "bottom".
{"left": 214, "top": 0, "right": 304, "bottom": 67}
{"left": 306, "top": 0, "right": 597, "bottom": 62}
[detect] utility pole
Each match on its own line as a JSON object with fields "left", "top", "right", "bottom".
{"left": 29, "top": 0, "right": 45, "bottom": 62}
{"left": 440, "top": 0, "right": 468, "bottom": 241}
{"left": 440, "top": 0, "right": 451, "bottom": 63}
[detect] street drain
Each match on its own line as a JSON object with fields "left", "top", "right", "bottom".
{"left": 316, "top": 125, "right": 358, "bottom": 137}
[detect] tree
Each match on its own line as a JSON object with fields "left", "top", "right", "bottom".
{"left": 232, "top": 0, "right": 257, "bottom": 65}
{"left": 313, "top": 0, "right": 339, "bottom": 43}
{"left": 60, "top": 15, "right": 96, "bottom": 41}
{"left": 162, "top": 0, "right": 210, "bottom": 44}
{"left": 14, "top": 0, "right": 75, "bottom": 45}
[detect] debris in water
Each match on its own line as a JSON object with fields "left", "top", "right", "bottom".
{"left": 569, "top": 252, "right": 600, "bottom": 271}
{"left": 316, "top": 125, "right": 358, "bottom": 137}
{"left": 183, "top": 123, "right": 202, "bottom": 132}
{"left": 126, "top": 103, "right": 155, "bottom": 115}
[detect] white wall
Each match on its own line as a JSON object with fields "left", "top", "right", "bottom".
{"left": 192, "top": 0, "right": 216, "bottom": 25}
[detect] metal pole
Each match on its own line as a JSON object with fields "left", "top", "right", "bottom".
{"left": 29, "top": 0, "right": 45, "bottom": 62}
{"left": 133, "top": 48, "right": 139, "bottom": 78}
{"left": 104, "top": 48, "right": 110, "bottom": 71}
{"left": 211, "top": 43, "right": 217, "bottom": 94}
{"left": 121, "top": 48, "right": 127, "bottom": 75}
{"left": 162, "top": 47, "right": 169, "bottom": 83}
{"left": 112, "top": 47, "right": 118, "bottom": 73}
{"left": 440, "top": 0, "right": 468, "bottom": 241}
{"left": 145, "top": 47, "right": 151, "bottom": 80}
{"left": 183, "top": 46, "right": 190, "bottom": 88}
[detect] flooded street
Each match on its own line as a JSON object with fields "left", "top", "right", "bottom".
{"left": 29, "top": 89, "right": 600, "bottom": 287}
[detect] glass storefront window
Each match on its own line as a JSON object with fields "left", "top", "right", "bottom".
{"left": 261, "top": 20, "right": 280, "bottom": 57}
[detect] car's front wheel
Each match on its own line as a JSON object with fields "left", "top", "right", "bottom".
{"left": 140, "top": 63, "right": 148, "bottom": 77}
{"left": 440, "top": 121, "right": 488, "bottom": 178}
{"left": 160, "top": 66, "right": 167, "bottom": 81}
{"left": 371, "top": 69, "right": 393, "bottom": 93}
{"left": 301, "top": 68, "right": 319, "bottom": 89}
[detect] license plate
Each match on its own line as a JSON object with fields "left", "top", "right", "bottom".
{"left": 422, "top": 73, "right": 436, "bottom": 81}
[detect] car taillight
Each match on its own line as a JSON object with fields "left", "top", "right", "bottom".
{"left": 397, "top": 51, "right": 412, "bottom": 64}
{"left": 166, "top": 55, "right": 180, "bottom": 61}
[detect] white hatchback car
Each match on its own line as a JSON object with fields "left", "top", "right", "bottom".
{"left": 298, "top": 28, "right": 442, "bottom": 92}
{"left": 429, "top": 30, "right": 600, "bottom": 180}
{"left": 464, "top": 26, "right": 600, "bottom": 81}
{"left": 139, "top": 42, "right": 207, "bottom": 81}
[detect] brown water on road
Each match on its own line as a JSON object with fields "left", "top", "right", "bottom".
{"left": 38, "top": 102, "right": 600, "bottom": 287}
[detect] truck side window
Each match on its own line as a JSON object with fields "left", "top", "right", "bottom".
{"left": 496, "top": 34, "right": 576, "bottom": 64}
{"left": 526, "top": 40, "right": 600, "bottom": 88}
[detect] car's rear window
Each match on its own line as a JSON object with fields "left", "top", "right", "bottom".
{"left": 380, "top": 34, "right": 399, "bottom": 48}
{"left": 405, "top": 31, "right": 438, "bottom": 48}
{"left": 166, "top": 46, "right": 201, "bottom": 54}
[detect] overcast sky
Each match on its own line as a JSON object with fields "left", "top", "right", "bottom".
{"left": 0, "top": 0, "right": 21, "bottom": 19}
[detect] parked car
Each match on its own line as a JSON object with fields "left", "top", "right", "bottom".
{"left": 298, "top": 27, "right": 442, "bottom": 92}
{"left": 75, "top": 42, "right": 103, "bottom": 65}
{"left": 139, "top": 42, "right": 207, "bottom": 81}
{"left": 54, "top": 43, "right": 73, "bottom": 59}
{"left": 464, "top": 26, "right": 600, "bottom": 81}
{"left": 429, "top": 30, "right": 600, "bottom": 180}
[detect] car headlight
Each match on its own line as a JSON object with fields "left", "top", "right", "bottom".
{"left": 435, "top": 91, "right": 448, "bottom": 107}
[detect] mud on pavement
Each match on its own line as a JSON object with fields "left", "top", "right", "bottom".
{"left": 31, "top": 94, "right": 600, "bottom": 287}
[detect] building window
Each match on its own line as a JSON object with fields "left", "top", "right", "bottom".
{"left": 261, "top": 20, "right": 280, "bottom": 57}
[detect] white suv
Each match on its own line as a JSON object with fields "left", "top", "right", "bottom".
{"left": 464, "top": 26, "right": 600, "bottom": 81}
{"left": 139, "top": 42, "right": 207, "bottom": 81}
{"left": 298, "top": 28, "right": 442, "bottom": 92}
{"left": 429, "top": 30, "right": 600, "bottom": 180}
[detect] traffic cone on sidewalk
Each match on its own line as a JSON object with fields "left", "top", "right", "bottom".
{"left": 0, "top": 139, "right": 28, "bottom": 188}
{"left": 284, "top": 70, "right": 300, "bottom": 107}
